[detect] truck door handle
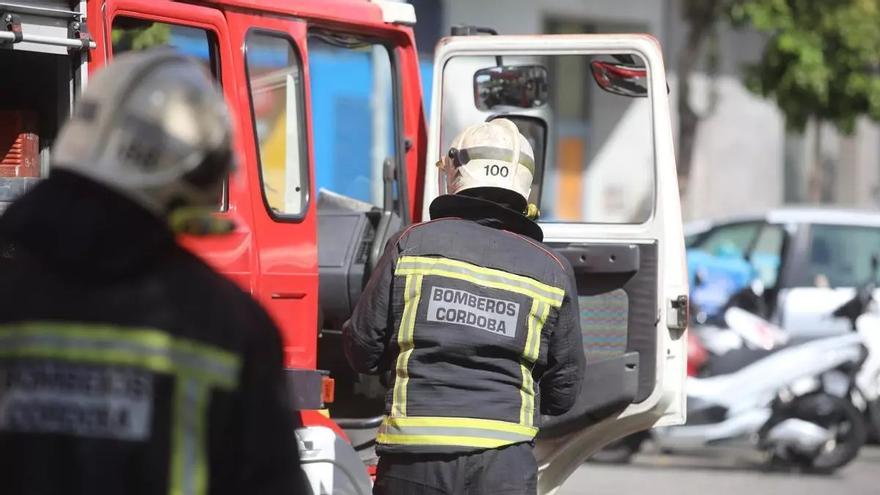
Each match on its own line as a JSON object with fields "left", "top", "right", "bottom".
{"left": 272, "top": 292, "right": 306, "bottom": 300}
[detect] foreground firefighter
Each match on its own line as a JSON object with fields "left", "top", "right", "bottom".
{"left": 343, "top": 119, "right": 585, "bottom": 494}
{"left": 0, "top": 51, "right": 307, "bottom": 495}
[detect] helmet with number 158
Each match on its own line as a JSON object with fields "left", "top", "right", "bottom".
{"left": 52, "top": 49, "right": 235, "bottom": 219}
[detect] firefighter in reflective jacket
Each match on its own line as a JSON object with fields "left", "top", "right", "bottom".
{"left": 343, "top": 119, "right": 586, "bottom": 494}
{"left": 0, "top": 51, "right": 307, "bottom": 495}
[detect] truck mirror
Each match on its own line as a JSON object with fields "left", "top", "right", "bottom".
{"left": 473, "top": 65, "right": 549, "bottom": 110}
{"left": 590, "top": 60, "right": 648, "bottom": 98}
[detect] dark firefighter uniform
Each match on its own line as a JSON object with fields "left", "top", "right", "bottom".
{"left": 343, "top": 194, "right": 585, "bottom": 494}
{"left": 0, "top": 171, "right": 308, "bottom": 495}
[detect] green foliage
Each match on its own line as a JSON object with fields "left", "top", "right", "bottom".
{"left": 728, "top": 0, "right": 880, "bottom": 133}
{"left": 111, "top": 22, "right": 171, "bottom": 53}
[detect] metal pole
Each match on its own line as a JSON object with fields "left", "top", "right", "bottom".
{"left": 0, "top": 30, "right": 95, "bottom": 49}
{"left": 0, "top": 2, "right": 79, "bottom": 19}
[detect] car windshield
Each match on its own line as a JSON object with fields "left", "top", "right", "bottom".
{"left": 795, "top": 224, "right": 880, "bottom": 288}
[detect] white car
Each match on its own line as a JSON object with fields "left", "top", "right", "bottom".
{"left": 686, "top": 208, "right": 880, "bottom": 339}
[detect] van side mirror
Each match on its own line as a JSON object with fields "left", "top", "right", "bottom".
{"left": 473, "top": 65, "right": 549, "bottom": 110}
{"left": 590, "top": 60, "right": 648, "bottom": 98}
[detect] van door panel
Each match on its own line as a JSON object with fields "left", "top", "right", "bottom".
{"left": 554, "top": 241, "right": 659, "bottom": 403}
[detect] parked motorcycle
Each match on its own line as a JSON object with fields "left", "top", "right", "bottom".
{"left": 594, "top": 274, "right": 878, "bottom": 472}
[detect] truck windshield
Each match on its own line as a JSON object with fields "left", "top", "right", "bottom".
{"left": 308, "top": 31, "right": 399, "bottom": 213}
{"left": 440, "top": 53, "right": 654, "bottom": 224}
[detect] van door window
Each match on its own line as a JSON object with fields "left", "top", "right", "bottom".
{"left": 439, "top": 53, "right": 653, "bottom": 224}
{"left": 244, "top": 32, "right": 308, "bottom": 219}
{"left": 307, "top": 31, "right": 400, "bottom": 211}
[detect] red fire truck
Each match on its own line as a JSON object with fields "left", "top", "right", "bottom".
{"left": 0, "top": 1, "right": 689, "bottom": 492}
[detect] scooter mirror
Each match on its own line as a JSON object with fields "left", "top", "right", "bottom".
{"left": 750, "top": 279, "right": 765, "bottom": 297}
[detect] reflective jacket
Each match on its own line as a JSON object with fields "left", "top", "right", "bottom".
{"left": 343, "top": 194, "right": 585, "bottom": 454}
{"left": 0, "top": 171, "right": 307, "bottom": 495}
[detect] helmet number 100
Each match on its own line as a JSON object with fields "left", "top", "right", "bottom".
{"left": 484, "top": 164, "right": 509, "bottom": 177}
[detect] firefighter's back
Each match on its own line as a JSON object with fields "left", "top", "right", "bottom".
{"left": 376, "top": 216, "right": 580, "bottom": 454}
{"left": 0, "top": 171, "right": 301, "bottom": 495}
{"left": 0, "top": 50, "right": 305, "bottom": 495}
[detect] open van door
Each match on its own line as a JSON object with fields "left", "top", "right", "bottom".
{"left": 423, "top": 34, "right": 688, "bottom": 494}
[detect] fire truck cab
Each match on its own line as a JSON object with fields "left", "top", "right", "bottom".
{"left": 0, "top": 1, "right": 688, "bottom": 493}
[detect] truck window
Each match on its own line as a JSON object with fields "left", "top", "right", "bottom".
{"left": 244, "top": 32, "right": 308, "bottom": 219}
{"left": 111, "top": 18, "right": 220, "bottom": 78}
{"left": 307, "top": 31, "right": 399, "bottom": 211}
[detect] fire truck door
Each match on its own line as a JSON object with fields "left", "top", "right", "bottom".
{"left": 102, "top": 0, "right": 255, "bottom": 295}
{"left": 224, "top": 12, "right": 317, "bottom": 370}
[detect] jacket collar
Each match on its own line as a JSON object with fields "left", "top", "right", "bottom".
{"left": 0, "top": 170, "right": 176, "bottom": 278}
{"left": 428, "top": 194, "right": 544, "bottom": 242}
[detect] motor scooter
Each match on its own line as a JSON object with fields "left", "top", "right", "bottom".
{"left": 686, "top": 268, "right": 880, "bottom": 469}
{"left": 694, "top": 260, "right": 880, "bottom": 442}
{"left": 595, "top": 280, "right": 875, "bottom": 472}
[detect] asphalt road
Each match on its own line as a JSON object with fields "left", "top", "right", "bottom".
{"left": 559, "top": 446, "right": 880, "bottom": 495}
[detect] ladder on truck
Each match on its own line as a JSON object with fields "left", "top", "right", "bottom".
{"left": 0, "top": 1, "right": 95, "bottom": 212}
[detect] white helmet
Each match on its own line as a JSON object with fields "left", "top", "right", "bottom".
{"left": 52, "top": 50, "right": 234, "bottom": 217}
{"left": 439, "top": 119, "right": 534, "bottom": 212}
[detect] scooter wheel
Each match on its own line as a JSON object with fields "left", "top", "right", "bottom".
{"left": 770, "top": 393, "right": 866, "bottom": 474}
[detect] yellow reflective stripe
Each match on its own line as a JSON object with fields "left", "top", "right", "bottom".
{"left": 519, "top": 301, "right": 550, "bottom": 427}
{"left": 0, "top": 322, "right": 239, "bottom": 369}
{"left": 396, "top": 256, "right": 564, "bottom": 306}
{"left": 383, "top": 415, "right": 538, "bottom": 436}
{"left": 376, "top": 433, "right": 511, "bottom": 449}
{"left": 379, "top": 416, "right": 537, "bottom": 449}
{"left": 194, "top": 386, "right": 209, "bottom": 495}
{"left": 170, "top": 381, "right": 187, "bottom": 495}
{"left": 396, "top": 266, "right": 560, "bottom": 307}
{"left": 391, "top": 274, "right": 423, "bottom": 417}
{"left": 519, "top": 362, "right": 534, "bottom": 427}
{"left": 398, "top": 256, "right": 564, "bottom": 300}
{"left": 0, "top": 346, "right": 228, "bottom": 388}
{"left": 169, "top": 379, "right": 210, "bottom": 495}
{"left": 0, "top": 323, "right": 240, "bottom": 388}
